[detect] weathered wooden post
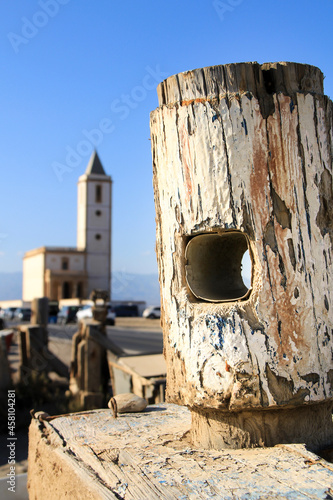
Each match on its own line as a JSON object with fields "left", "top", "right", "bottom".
{"left": 150, "top": 62, "right": 333, "bottom": 450}
{"left": 18, "top": 297, "right": 68, "bottom": 382}
{"left": 31, "top": 297, "right": 49, "bottom": 327}
{"left": 26, "top": 63, "right": 333, "bottom": 498}
{"left": 0, "top": 335, "right": 12, "bottom": 397}
{"left": 69, "top": 290, "right": 112, "bottom": 409}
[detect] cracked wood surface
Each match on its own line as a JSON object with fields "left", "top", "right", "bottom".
{"left": 27, "top": 404, "right": 333, "bottom": 499}
{"left": 150, "top": 63, "right": 333, "bottom": 428}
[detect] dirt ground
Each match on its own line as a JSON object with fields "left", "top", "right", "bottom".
{"left": 115, "top": 316, "right": 161, "bottom": 330}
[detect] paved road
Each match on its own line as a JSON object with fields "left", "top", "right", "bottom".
{"left": 6, "top": 317, "right": 164, "bottom": 356}
{"left": 48, "top": 323, "right": 163, "bottom": 355}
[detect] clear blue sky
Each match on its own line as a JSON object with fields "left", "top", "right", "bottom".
{"left": 1, "top": 0, "right": 332, "bottom": 277}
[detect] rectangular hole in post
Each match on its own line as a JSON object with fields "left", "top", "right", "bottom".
{"left": 185, "top": 231, "right": 252, "bottom": 302}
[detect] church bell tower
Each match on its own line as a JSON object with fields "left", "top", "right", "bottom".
{"left": 77, "top": 151, "right": 112, "bottom": 297}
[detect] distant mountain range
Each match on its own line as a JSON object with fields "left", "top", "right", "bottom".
{"left": 0, "top": 272, "right": 23, "bottom": 301}
{"left": 0, "top": 271, "right": 161, "bottom": 306}
{"left": 111, "top": 272, "right": 160, "bottom": 305}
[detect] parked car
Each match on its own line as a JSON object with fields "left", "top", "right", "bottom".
{"left": 143, "top": 306, "right": 161, "bottom": 319}
{"left": 76, "top": 304, "right": 93, "bottom": 322}
{"left": 14, "top": 307, "right": 31, "bottom": 321}
{"left": 106, "top": 306, "right": 116, "bottom": 325}
{"left": 48, "top": 301, "right": 59, "bottom": 324}
{"left": 2, "top": 307, "right": 17, "bottom": 320}
{"left": 57, "top": 305, "right": 82, "bottom": 325}
{"left": 114, "top": 304, "right": 138, "bottom": 317}
{"left": 76, "top": 304, "right": 116, "bottom": 326}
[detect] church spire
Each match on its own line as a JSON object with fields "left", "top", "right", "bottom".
{"left": 85, "top": 150, "right": 106, "bottom": 175}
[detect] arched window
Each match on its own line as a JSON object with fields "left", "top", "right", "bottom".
{"left": 61, "top": 257, "right": 69, "bottom": 270}
{"left": 77, "top": 282, "right": 83, "bottom": 299}
{"left": 95, "top": 184, "right": 102, "bottom": 203}
{"left": 62, "top": 281, "right": 71, "bottom": 299}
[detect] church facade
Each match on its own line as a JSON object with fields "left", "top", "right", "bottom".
{"left": 22, "top": 151, "right": 112, "bottom": 301}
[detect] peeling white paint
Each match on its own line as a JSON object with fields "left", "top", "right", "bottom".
{"left": 151, "top": 63, "right": 333, "bottom": 413}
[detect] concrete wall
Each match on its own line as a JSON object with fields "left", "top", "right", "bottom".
{"left": 86, "top": 254, "right": 110, "bottom": 292}
{"left": 0, "top": 299, "right": 31, "bottom": 309}
{"left": 76, "top": 174, "right": 111, "bottom": 297}
{"left": 22, "top": 252, "right": 45, "bottom": 301}
{"left": 77, "top": 179, "right": 88, "bottom": 250}
{"left": 45, "top": 253, "right": 85, "bottom": 272}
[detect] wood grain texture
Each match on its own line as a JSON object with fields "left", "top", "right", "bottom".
{"left": 156, "top": 62, "right": 324, "bottom": 109}
{"left": 150, "top": 62, "right": 333, "bottom": 448}
{"left": 27, "top": 404, "right": 333, "bottom": 499}
{"left": 0, "top": 334, "right": 11, "bottom": 393}
{"left": 69, "top": 320, "right": 109, "bottom": 408}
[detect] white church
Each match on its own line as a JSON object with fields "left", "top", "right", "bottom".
{"left": 22, "top": 151, "right": 112, "bottom": 302}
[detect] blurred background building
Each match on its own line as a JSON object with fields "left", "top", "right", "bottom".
{"left": 22, "top": 151, "right": 112, "bottom": 301}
